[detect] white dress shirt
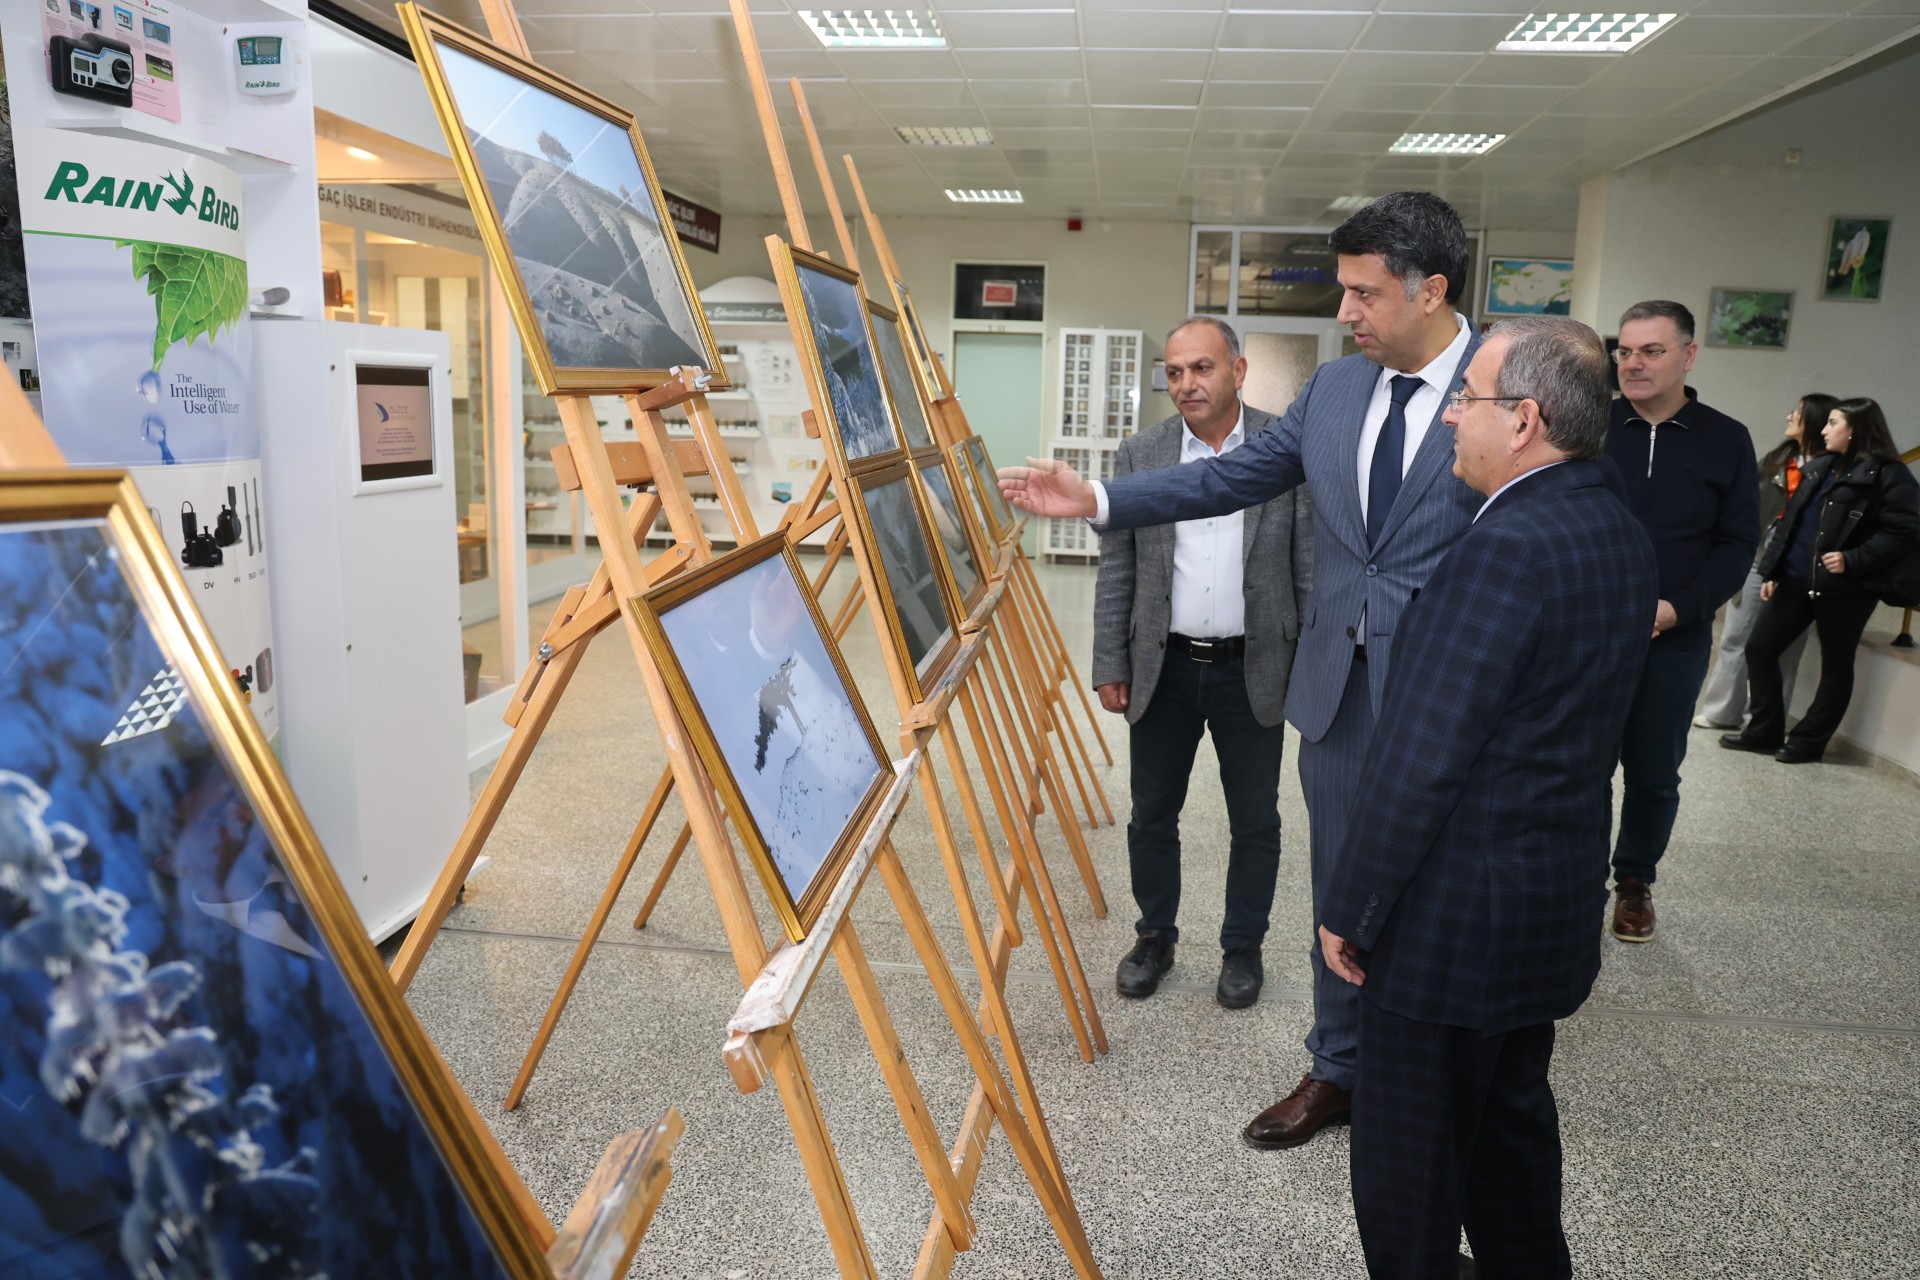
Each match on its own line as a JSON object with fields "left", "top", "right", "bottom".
{"left": 1355, "top": 311, "right": 1473, "bottom": 528}
{"left": 1473, "top": 460, "right": 1568, "bottom": 522}
{"left": 1171, "top": 411, "right": 1247, "bottom": 639}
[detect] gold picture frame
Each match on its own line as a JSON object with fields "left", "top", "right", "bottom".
{"left": 867, "top": 296, "right": 938, "bottom": 455}
{"left": 767, "top": 239, "right": 908, "bottom": 474}
{"left": 847, "top": 459, "right": 964, "bottom": 701}
{"left": 956, "top": 436, "right": 1018, "bottom": 544}
{"left": 399, "top": 5, "right": 727, "bottom": 396}
{"left": 890, "top": 277, "right": 946, "bottom": 405}
{"left": 630, "top": 532, "right": 894, "bottom": 942}
{"left": 913, "top": 450, "right": 990, "bottom": 622}
{"left": 0, "top": 470, "right": 549, "bottom": 1277}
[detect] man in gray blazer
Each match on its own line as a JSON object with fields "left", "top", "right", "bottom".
{"left": 1093, "top": 316, "right": 1313, "bottom": 1010}
{"left": 1002, "top": 192, "right": 1483, "bottom": 1151}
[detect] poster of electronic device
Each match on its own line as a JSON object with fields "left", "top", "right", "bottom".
{"left": 41, "top": 0, "right": 183, "bottom": 120}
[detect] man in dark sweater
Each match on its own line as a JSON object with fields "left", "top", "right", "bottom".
{"left": 1603, "top": 300, "right": 1758, "bottom": 942}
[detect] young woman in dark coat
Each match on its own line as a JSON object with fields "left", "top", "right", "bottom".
{"left": 1724, "top": 398, "right": 1920, "bottom": 762}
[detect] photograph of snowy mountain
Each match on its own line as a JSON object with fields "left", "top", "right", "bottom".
{"left": 0, "top": 520, "right": 514, "bottom": 1279}
{"left": 793, "top": 257, "right": 903, "bottom": 464}
{"left": 434, "top": 39, "right": 710, "bottom": 382}
{"left": 859, "top": 473, "right": 956, "bottom": 678}
{"left": 870, "top": 306, "right": 936, "bottom": 451}
{"left": 653, "top": 547, "right": 886, "bottom": 926}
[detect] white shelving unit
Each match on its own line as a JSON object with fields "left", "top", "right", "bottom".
{"left": 1046, "top": 327, "right": 1143, "bottom": 561}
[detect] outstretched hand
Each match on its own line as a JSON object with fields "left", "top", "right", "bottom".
{"left": 998, "top": 457, "right": 1098, "bottom": 519}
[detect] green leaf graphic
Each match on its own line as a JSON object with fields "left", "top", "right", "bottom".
{"left": 116, "top": 239, "right": 249, "bottom": 371}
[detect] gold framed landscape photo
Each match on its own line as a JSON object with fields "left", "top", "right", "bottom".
{"left": 868, "top": 297, "right": 938, "bottom": 453}
{"left": 0, "top": 471, "right": 547, "bottom": 1279}
{"left": 631, "top": 533, "right": 892, "bottom": 941}
{"left": 915, "top": 452, "right": 988, "bottom": 621}
{"left": 400, "top": 5, "right": 725, "bottom": 395}
{"left": 769, "top": 240, "right": 906, "bottom": 471}
{"left": 850, "top": 460, "right": 963, "bottom": 698}
{"left": 959, "top": 436, "right": 1018, "bottom": 542}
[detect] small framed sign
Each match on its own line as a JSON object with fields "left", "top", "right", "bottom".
{"left": 352, "top": 361, "right": 438, "bottom": 490}
{"left": 980, "top": 279, "right": 1018, "bottom": 308}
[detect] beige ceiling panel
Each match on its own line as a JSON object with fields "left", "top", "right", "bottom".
{"left": 1081, "top": 10, "right": 1220, "bottom": 49}
{"left": 1286, "top": 131, "right": 1402, "bottom": 154}
{"left": 968, "top": 80, "right": 1090, "bottom": 105}
{"left": 648, "top": 0, "right": 788, "bottom": 13}
{"left": 882, "top": 104, "right": 993, "bottom": 127}
{"left": 1711, "top": 54, "right": 1845, "bottom": 87}
{"left": 938, "top": 10, "right": 1084, "bottom": 46}
{"left": 1089, "top": 104, "right": 1200, "bottom": 128}
{"left": 1335, "top": 51, "right": 1483, "bottom": 83}
{"left": 1218, "top": 12, "right": 1373, "bottom": 50}
{"left": 856, "top": 79, "right": 974, "bottom": 107}
{"left": 1186, "top": 146, "right": 1287, "bottom": 166}
{"left": 1199, "top": 81, "right": 1325, "bottom": 109}
{"left": 1591, "top": 52, "right": 1750, "bottom": 87}
{"left": 955, "top": 49, "right": 1087, "bottom": 78}
{"left": 1194, "top": 105, "right": 1314, "bottom": 131}
{"left": 1083, "top": 49, "right": 1212, "bottom": 78}
{"left": 1458, "top": 53, "right": 1612, "bottom": 87}
{"left": 1355, "top": 13, "right": 1527, "bottom": 53}
{"left": 1551, "top": 74, "right": 1706, "bottom": 116}
{"left": 1779, "top": 16, "right": 1920, "bottom": 55}
{"left": 1425, "top": 84, "right": 1571, "bottom": 114}
{"left": 754, "top": 50, "right": 845, "bottom": 79}
{"left": 657, "top": 11, "right": 816, "bottom": 51}
{"left": 1088, "top": 80, "right": 1204, "bottom": 107}
{"left": 1370, "top": 0, "right": 1537, "bottom": 12}
{"left": 1308, "top": 81, "right": 1447, "bottom": 111}
{"left": 1639, "top": 14, "right": 1835, "bottom": 56}
{"left": 995, "top": 127, "right": 1095, "bottom": 146}
{"left": 1305, "top": 108, "right": 1425, "bottom": 134}
{"left": 1089, "top": 126, "right": 1194, "bottom": 148}
{"left": 982, "top": 103, "right": 1097, "bottom": 126}
{"left": 1506, "top": 113, "right": 1649, "bottom": 145}
{"left": 830, "top": 49, "right": 968, "bottom": 78}
{"left": 1210, "top": 49, "right": 1346, "bottom": 79}
{"left": 524, "top": 13, "right": 699, "bottom": 54}
{"left": 1191, "top": 128, "right": 1299, "bottom": 149}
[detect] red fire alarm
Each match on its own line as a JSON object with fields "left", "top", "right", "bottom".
{"left": 1067, "top": 217, "right": 1083, "bottom": 232}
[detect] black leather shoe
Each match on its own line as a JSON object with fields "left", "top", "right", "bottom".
{"left": 1216, "top": 946, "right": 1263, "bottom": 1009}
{"left": 1115, "top": 933, "right": 1174, "bottom": 999}
{"left": 1719, "top": 731, "right": 1779, "bottom": 754}
{"left": 1776, "top": 740, "right": 1825, "bottom": 764}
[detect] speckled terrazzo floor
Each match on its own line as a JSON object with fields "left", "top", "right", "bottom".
{"left": 395, "top": 559, "right": 1920, "bottom": 1279}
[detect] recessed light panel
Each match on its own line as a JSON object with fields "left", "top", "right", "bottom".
{"left": 896, "top": 126, "right": 994, "bottom": 147}
{"left": 1327, "top": 195, "right": 1373, "bottom": 211}
{"left": 945, "top": 189, "right": 1024, "bottom": 204}
{"left": 1388, "top": 132, "right": 1507, "bottom": 156}
{"left": 1496, "top": 13, "right": 1677, "bottom": 53}
{"left": 799, "top": 10, "right": 947, "bottom": 48}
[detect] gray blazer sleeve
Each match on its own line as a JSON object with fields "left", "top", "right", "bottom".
{"left": 1090, "top": 433, "right": 1139, "bottom": 689}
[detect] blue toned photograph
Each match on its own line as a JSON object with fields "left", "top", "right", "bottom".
{"left": 965, "top": 437, "right": 1015, "bottom": 530}
{"left": 870, "top": 308, "right": 936, "bottom": 451}
{"left": 918, "top": 460, "right": 981, "bottom": 604}
{"left": 860, "top": 474, "right": 955, "bottom": 677}
{"left": 794, "top": 260, "right": 902, "bottom": 462}
{"left": 656, "top": 552, "right": 886, "bottom": 902}
{"left": 0, "top": 521, "right": 512, "bottom": 1280}
{"left": 1485, "top": 258, "right": 1575, "bottom": 316}
{"left": 434, "top": 39, "right": 706, "bottom": 375}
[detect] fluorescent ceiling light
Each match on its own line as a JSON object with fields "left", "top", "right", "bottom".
{"left": 799, "top": 10, "right": 946, "bottom": 48}
{"left": 945, "top": 189, "right": 1024, "bottom": 204}
{"left": 1496, "top": 13, "right": 1678, "bottom": 53}
{"left": 1389, "top": 132, "right": 1506, "bottom": 156}
{"left": 1326, "top": 195, "right": 1373, "bottom": 211}
{"left": 346, "top": 145, "right": 379, "bottom": 161}
{"left": 897, "top": 125, "right": 994, "bottom": 147}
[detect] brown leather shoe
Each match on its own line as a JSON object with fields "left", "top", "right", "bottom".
{"left": 1242, "top": 1074, "right": 1351, "bottom": 1150}
{"left": 1611, "top": 877, "right": 1655, "bottom": 943}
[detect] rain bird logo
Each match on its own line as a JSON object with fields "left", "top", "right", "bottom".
{"left": 159, "top": 169, "right": 194, "bottom": 214}
{"left": 42, "top": 160, "right": 240, "bottom": 229}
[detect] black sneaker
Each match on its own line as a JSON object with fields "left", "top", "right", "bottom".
{"left": 1216, "top": 946, "right": 1264, "bottom": 1009}
{"left": 1115, "top": 933, "right": 1175, "bottom": 999}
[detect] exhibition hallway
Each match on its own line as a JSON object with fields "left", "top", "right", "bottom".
{"left": 397, "top": 560, "right": 1920, "bottom": 1278}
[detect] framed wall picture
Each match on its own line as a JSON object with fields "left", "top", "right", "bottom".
{"left": 769, "top": 241, "right": 906, "bottom": 471}
{"left": 0, "top": 471, "right": 549, "bottom": 1279}
{"left": 892, "top": 279, "right": 945, "bottom": 400}
{"left": 631, "top": 533, "right": 891, "bottom": 941}
{"left": 958, "top": 436, "right": 1017, "bottom": 541}
{"left": 1707, "top": 288, "right": 1794, "bottom": 349}
{"left": 399, "top": 5, "right": 726, "bottom": 395}
{"left": 914, "top": 452, "right": 988, "bottom": 620}
{"left": 1822, "top": 217, "right": 1890, "bottom": 302}
{"left": 1483, "top": 257, "right": 1575, "bottom": 316}
{"left": 953, "top": 262, "right": 1044, "bottom": 323}
{"left": 351, "top": 358, "right": 440, "bottom": 492}
{"left": 850, "top": 461, "right": 962, "bottom": 697}
{"left": 949, "top": 440, "right": 998, "bottom": 554}
{"left": 867, "top": 297, "right": 937, "bottom": 453}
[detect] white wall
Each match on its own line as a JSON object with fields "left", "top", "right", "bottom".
{"left": 1573, "top": 42, "right": 1920, "bottom": 454}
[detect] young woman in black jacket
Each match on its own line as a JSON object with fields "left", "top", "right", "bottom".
{"left": 1723, "top": 398, "right": 1920, "bottom": 762}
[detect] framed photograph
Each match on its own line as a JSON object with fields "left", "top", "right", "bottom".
{"left": 915, "top": 453, "right": 987, "bottom": 620}
{"left": 948, "top": 440, "right": 997, "bottom": 554}
{"left": 891, "top": 278, "right": 946, "bottom": 403}
{"left": 959, "top": 436, "right": 1018, "bottom": 541}
{"left": 868, "top": 297, "right": 937, "bottom": 453}
{"left": 631, "top": 533, "right": 891, "bottom": 941}
{"left": 953, "top": 262, "right": 1045, "bottom": 323}
{"left": 1484, "top": 257, "right": 1575, "bottom": 316}
{"left": 0, "top": 471, "right": 547, "bottom": 1278}
{"left": 850, "top": 462, "right": 962, "bottom": 697}
{"left": 769, "top": 241, "right": 906, "bottom": 471}
{"left": 1707, "top": 288, "right": 1794, "bottom": 350}
{"left": 1822, "top": 217, "right": 1890, "bottom": 302}
{"left": 399, "top": 5, "right": 725, "bottom": 395}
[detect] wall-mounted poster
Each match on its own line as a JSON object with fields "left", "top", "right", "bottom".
{"left": 355, "top": 364, "right": 436, "bottom": 484}
{"left": 1484, "top": 257, "right": 1575, "bottom": 315}
{"left": 953, "top": 262, "right": 1044, "bottom": 322}
{"left": 1707, "top": 288, "right": 1794, "bottom": 350}
{"left": 0, "top": 471, "right": 549, "bottom": 1279}
{"left": 770, "top": 240, "right": 905, "bottom": 470}
{"left": 1822, "top": 217, "right": 1890, "bottom": 302}
{"left": 632, "top": 533, "right": 891, "bottom": 941}
{"left": 400, "top": 4, "right": 725, "bottom": 394}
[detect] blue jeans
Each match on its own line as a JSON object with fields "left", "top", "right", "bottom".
{"left": 1611, "top": 645, "right": 1712, "bottom": 886}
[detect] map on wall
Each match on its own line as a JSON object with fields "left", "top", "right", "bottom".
{"left": 1485, "top": 258, "right": 1575, "bottom": 315}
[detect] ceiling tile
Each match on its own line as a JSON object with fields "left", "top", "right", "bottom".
{"left": 1425, "top": 84, "right": 1569, "bottom": 114}
{"left": 1088, "top": 80, "right": 1204, "bottom": 107}
{"left": 1370, "top": 0, "right": 1537, "bottom": 11}
{"left": 1457, "top": 54, "right": 1611, "bottom": 87}
{"left": 830, "top": 49, "right": 966, "bottom": 78}
{"left": 1209, "top": 49, "right": 1347, "bottom": 79}
{"left": 1712, "top": 55, "right": 1846, "bottom": 88}
{"left": 1779, "top": 16, "right": 1920, "bottom": 55}
{"left": 882, "top": 104, "right": 993, "bottom": 127}
{"left": 659, "top": 11, "right": 815, "bottom": 51}
{"left": 525, "top": 13, "right": 699, "bottom": 54}
{"left": 937, "top": 10, "right": 1083, "bottom": 47}
{"left": 1191, "top": 128, "right": 1299, "bottom": 149}
{"left": 1199, "top": 82, "right": 1326, "bottom": 109}
{"left": 955, "top": 49, "right": 1087, "bottom": 78}
{"left": 1552, "top": 73, "right": 1702, "bottom": 116}
{"left": 1639, "top": 15, "right": 1835, "bottom": 56}
{"left": 994, "top": 127, "right": 1092, "bottom": 146}
{"left": 1310, "top": 81, "right": 1447, "bottom": 111}
{"left": 857, "top": 79, "right": 974, "bottom": 107}
{"left": 968, "top": 80, "right": 1089, "bottom": 106}
{"left": 981, "top": 103, "right": 1096, "bottom": 127}
{"left": 1355, "top": 14, "right": 1523, "bottom": 53}
{"left": 1218, "top": 12, "right": 1372, "bottom": 50}
{"left": 755, "top": 50, "right": 844, "bottom": 79}
{"left": 1592, "top": 53, "right": 1750, "bottom": 87}
{"left": 1195, "top": 106, "right": 1315, "bottom": 132}
{"left": 1335, "top": 51, "right": 1483, "bottom": 84}
{"left": 1081, "top": 10, "right": 1219, "bottom": 49}
{"left": 1089, "top": 104, "right": 1200, "bottom": 129}
{"left": 1307, "top": 108, "right": 1425, "bottom": 134}
{"left": 1083, "top": 49, "right": 1211, "bottom": 79}
{"left": 1089, "top": 126, "right": 1193, "bottom": 148}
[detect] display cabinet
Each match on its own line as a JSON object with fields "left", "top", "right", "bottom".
{"left": 1046, "top": 327, "right": 1142, "bottom": 561}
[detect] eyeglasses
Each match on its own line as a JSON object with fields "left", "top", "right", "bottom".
{"left": 1612, "top": 344, "right": 1677, "bottom": 363}
{"left": 1446, "top": 391, "right": 1525, "bottom": 410}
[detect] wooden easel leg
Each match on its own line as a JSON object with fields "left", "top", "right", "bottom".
{"left": 932, "top": 707, "right": 1024, "bottom": 950}
{"left": 1007, "top": 575, "right": 1115, "bottom": 827}
{"left": 503, "top": 767, "right": 681, "bottom": 1109}
{"left": 830, "top": 580, "right": 866, "bottom": 639}
{"left": 875, "top": 848, "right": 1103, "bottom": 1280}
{"left": 981, "top": 623, "right": 1043, "bottom": 815}
{"left": 759, "top": 1028, "right": 885, "bottom": 1280}
{"left": 1016, "top": 551, "right": 1113, "bottom": 765}
{"left": 630, "top": 823, "right": 692, "bottom": 930}
{"left": 1003, "top": 585, "right": 1105, "bottom": 831}
{"left": 959, "top": 680, "right": 1108, "bottom": 1058}
{"left": 832, "top": 916, "right": 976, "bottom": 1253}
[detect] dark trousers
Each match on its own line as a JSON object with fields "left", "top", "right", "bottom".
{"left": 1743, "top": 583, "right": 1881, "bottom": 751}
{"left": 1351, "top": 999, "right": 1570, "bottom": 1280}
{"left": 1126, "top": 648, "right": 1285, "bottom": 951}
{"left": 1611, "top": 645, "right": 1710, "bottom": 886}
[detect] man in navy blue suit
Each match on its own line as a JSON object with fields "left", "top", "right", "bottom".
{"left": 1317, "top": 316, "right": 1657, "bottom": 1279}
